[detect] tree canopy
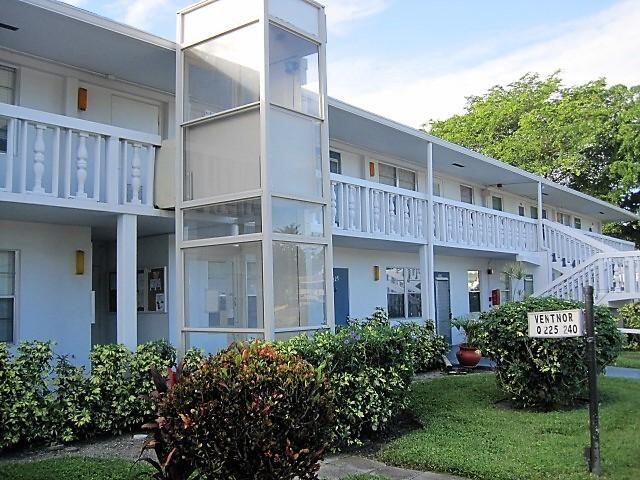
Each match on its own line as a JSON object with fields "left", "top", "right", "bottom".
{"left": 426, "top": 73, "right": 640, "bottom": 241}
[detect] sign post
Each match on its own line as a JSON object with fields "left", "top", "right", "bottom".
{"left": 527, "top": 289, "right": 602, "bottom": 476}
{"left": 584, "top": 286, "right": 602, "bottom": 476}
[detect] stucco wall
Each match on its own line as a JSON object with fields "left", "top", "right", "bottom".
{"left": 0, "top": 220, "right": 93, "bottom": 365}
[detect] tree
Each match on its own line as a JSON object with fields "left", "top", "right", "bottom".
{"left": 426, "top": 73, "right": 640, "bottom": 243}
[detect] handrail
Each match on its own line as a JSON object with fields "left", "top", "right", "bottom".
{"left": 584, "top": 230, "right": 636, "bottom": 250}
{"left": 329, "top": 173, "right": 428, "bottom": 198}
{"left": 435, "top": 195, "right": 538, "bottom": 224}
{"left": 0, "top": 103, "right": 161, "bottom": 146}
{"left": 542, "top": 219, "right": 614, "bottom": 253}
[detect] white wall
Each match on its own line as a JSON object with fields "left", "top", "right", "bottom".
{"left": 332, "top": 246, "right": 542, "bottom": 344}
{"left": 0, "top": 220, "right": 93, "bottom": 365}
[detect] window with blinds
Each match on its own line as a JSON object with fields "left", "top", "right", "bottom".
{"left": 0, "top": 65, "right": 16, "bottom": 153}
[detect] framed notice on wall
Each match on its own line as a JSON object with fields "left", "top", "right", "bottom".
{"left": 147, "top": 267, "right": 167, "bottom": 313}
{"left": 108, "top": 266, "right": 167, "bottom": 313}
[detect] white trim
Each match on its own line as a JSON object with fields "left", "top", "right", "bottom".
{"left": 181, "top": 190, "right": 263, "bottom": 209}
{"left": 181, "top": 234, "right": 264, "bottom": 250}
{"left": 274, "top": 325, "right": 330, "bottom": 333}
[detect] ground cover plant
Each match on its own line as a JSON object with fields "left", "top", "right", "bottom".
{"left": 379, "top": 374, "right": 640, "bottom": 480}
{"left": 0, "top": 457, "right": 151, "bottom": 480}
{"left": 477, "top": 296, "right": 622, "bottom": 409}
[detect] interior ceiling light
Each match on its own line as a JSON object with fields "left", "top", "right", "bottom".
{"left": 452, "top": 163, "right": 465, "bottom": 168}
{"left": 0, "top": 23, "right": 19, "bottom": 31}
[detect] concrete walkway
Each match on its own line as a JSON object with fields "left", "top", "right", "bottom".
{"left": 605, "top": 366, "right": 640, "bottom": 379}
{"left": 319, "top": 455, "right": 467, "bottom": 480}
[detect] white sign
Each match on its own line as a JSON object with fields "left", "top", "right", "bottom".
{"left": 527, "top": 309, "right": 584, "bottom": 338}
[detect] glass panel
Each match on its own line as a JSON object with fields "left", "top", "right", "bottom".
{"left": 184, "top": 242, "right": 263, "bottom": 329}
{"left": 275, "top": 329, "right": 322, "bottom": 341}
{"left": 269, "top": 107, "right": 322, "bottom": 197}
{"left": 398, "top": 168, "right": 416, "bottom": 191}
{"left": 329, "top": 150, "right": 341, "bottom": 174}
{"left": 530, "top": 206, "right": 538, "bottom": 219}
{"left": 574, "top": 217, "right": 582, "bottom": 229}
{"left": 183, "top": 25, "right": 261, "bottom": 121}
{"left": 182, "top": 0, "right": 259, "bottom": 45}
{"left": 524, "top": 274, "right": 534, "bottom": 297}
{"left": 269, "top": 0, "right": 320, "bottom": 36}
{"left": 386, "top": 267, "right": 405, "bottom": 318}
{"left": 406, "top": 267, "right": 421, "bottom": 318}
{"left": 468, "top": 270, "right": 481, "bottom": 313}
{"left": 269, "top": 24, "right": 320, "bottom": 117}
{"left": 460, "top": 185, "right": 473, "bottom": 204}
{"left": 518, "top": 206, "right": 525, "bottom": 217}
{"left": 0, "top": 298, "right": 13, "bottom": 343}
{"left": 272, "top": 198, "right": 324, "bottom": 237}
{"left": 185, "top": 331, "right": 263, "bottom": 354}
{"left": 183, "top": 198, "right": 262, "bottom": 240}
{"left": 184, "top": 109, "right": 260, "bottom": 201}
{"left": 0, "top": 251, "right": 15, "bottom": 296}
{"left": 492, "top": 196, "right": 503, "bottom": 211}
{"left": 273, "top": 242, "right": 326, "bottom": 328}
{"left": 379, "top": 163, "right": 396, "bottom": 187}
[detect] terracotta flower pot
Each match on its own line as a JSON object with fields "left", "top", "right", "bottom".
{"left": 456, "top": 344, "right": 482, "bottom": 368}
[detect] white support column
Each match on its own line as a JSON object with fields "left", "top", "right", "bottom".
{"left": 424, "top": 141, "right": 436, "bottom": 323}
{"left": 117, "top": 214, "right": 137, "bottom": 350}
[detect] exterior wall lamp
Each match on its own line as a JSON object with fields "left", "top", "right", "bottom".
{"left": 75, "top": 250, "right": 85, "bottom": 275}
{"left": 373, "top": 265, "right": 380, "bottom": 281}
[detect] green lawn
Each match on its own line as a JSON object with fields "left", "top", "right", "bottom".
{"left": 379, "top": 374, "right": 640, "bottom": 480}
{"left": 0, "top": 457, "right": 150, "bottom": 480}
{"left": 614, "top": 350, "right": 640, "bottom": 369}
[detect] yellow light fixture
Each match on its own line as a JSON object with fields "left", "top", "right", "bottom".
{"left": 373, "top": 265, "right": 380, "bottom": 281}
{"left": 75, "top": 250, "right": 85, "bottom": 275}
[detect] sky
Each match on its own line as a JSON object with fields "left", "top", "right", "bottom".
{"left": 62, "top": 0, "right": 640, "bottom": 128}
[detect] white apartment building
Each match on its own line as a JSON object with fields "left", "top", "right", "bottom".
{"left": 1, "top": 0, "right": 638, "bottom": 363}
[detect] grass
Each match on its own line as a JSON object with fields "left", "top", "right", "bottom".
{"left": 379, "top": 374, "right": 640, "bottom": 480}
{"left": 0, "top": 457, "right": 150, "bottom": 480}
{"left": 614, "top": 350, "right": 640, "bottom": 369}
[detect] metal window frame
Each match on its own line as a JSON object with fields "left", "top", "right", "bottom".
{"left": 0, "top": 249, "right": 18, "bottom": 344}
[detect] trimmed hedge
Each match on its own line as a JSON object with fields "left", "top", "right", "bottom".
{"left": 477, "top": 297, "right": 623, "bottom": 409}
{"left": 618, "top": 302, "right": 640, "bottom": 350}
{"left": 0, "top": 340, "right": 177, "bottom": 451}
{"left": 281, "top": 308, "right": 446, "bottom": 448}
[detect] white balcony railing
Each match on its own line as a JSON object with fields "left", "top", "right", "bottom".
{"left": 0, "top": 104, "right": 161, "bottom": 209}
{"left": 330, "top": 174, "right": 428, "bottom": 242}
{"left": 433, "top": 196, "right": 539, "bottom": 252}
{"left": 541, "top": 219, "right": 612, "bottom": 269}
{"left": 584, "top": 229, "right": 636, "bottom": 251}
{"left": 330, "top": 174, "right": 539, "bottom": 252}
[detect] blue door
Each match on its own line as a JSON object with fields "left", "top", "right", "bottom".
{"left": 333, "top": 268, "right": 350, "bottom": 327}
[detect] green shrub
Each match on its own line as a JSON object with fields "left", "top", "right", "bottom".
{"left": 153, "top": 341, "right": 335, "bottom": 480}
{"left": 0, "top": 339, "right": 177, "bottom": 451}
{"left": 477, "top": 297, "right": 623, "bottom": 409}
{"left": 396, "top": 321, "right": 448, "bottom": 372}
{"left": 618, "top": 302, "right": 640, "bottom": 350}
{"left": 282, "top": 308, "right": 416, "bottom": 448}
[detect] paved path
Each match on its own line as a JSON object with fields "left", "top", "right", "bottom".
{"left": 605, "top": 366, "right": 640, "bottom": 379}
{"left": 319, "top": 455, "right": 467, "bottom": 480}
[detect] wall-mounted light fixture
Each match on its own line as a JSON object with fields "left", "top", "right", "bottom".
{"left": 369, "top": 161, "right": 375, "bottom": 177}
{"left": 373, "top": 265, "right": 380, "bottom": 281}
{"left": 75, "top": 250, "right": 85, "bottom": 275}
{"left": 77, "top": 87, "right": 88, "bottom": 111}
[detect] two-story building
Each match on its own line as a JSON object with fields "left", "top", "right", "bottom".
{"left": 1, "top": 0, "right": 637, "bottom": 363}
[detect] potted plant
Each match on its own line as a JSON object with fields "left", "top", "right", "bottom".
{"left": 452, "top": 317, "right": 483, "bottom": 368}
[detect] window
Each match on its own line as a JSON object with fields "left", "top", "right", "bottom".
{"left": 0, "top": 65, "right": 16, "bottom": 153}
{"left": 574, "top": 217, "right": 582, "bottom": 229}
{"left": 518, "top": 205, "right": 525, "bottom": 217}
{"left": 378, "top": 162, "right": 417, "bottom": 191}
{"left": 386, "top": 267, "right": 421, "bottom": 319}
{"left": 272, "top": 198, "right": 324, "bottom": 237}
{"left": 492, "top": 195, "right": 503, "bottom": 211}
{"left": 530, "top": 206, "right": 538, "bottom": 219}
{"left": 329, "top": 150, "right": 341, "bottom": 174}
{"left": 460, "top": 185, "right": 473, "bottom": 204}
{"left": 0, "top": 251, "right": 16, "bottom": 343}
{"left": 183, "top": 198, "right": 262, "bottom": 240}
{"left": 557, "top": 212, "right": 571, "bottom": 226}
{"left": 524, "top": 274, "right": 534, "bottom": 297}
{"left": 500, "top": 273, "right": 511, "bottom": 303}
{"left": 542, "top": 209, "right": 548, "bottom": 220}
{"left": 468, "top": 270, "right": 481, "bottom": 313}
{"left": 433, "top": 178, "right": 441, "bottom": 196}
